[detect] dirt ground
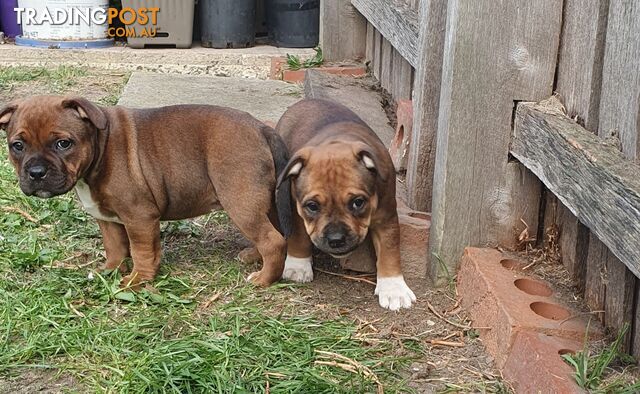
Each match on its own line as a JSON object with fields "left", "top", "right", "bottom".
{"left": 165, "top": 214, "right": 507, "bottom": 393}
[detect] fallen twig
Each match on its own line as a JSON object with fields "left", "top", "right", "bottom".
{"left": 426, "top": 301, "right": 472, "bottom": 330}
{"left": 315, "top": 268, "right": 377, "bottom": 286}
{"left": 2, "top": 206, "right": 37, "bottom": 222}
{"left": 200, "top": 292, "right": 221, "bottom": 309}
{"left": 68, "top": 302, "right": 85, "bottom": 318}
{"left": 315, "top": 350, "right": 383, "bottom": 394}
{"left": 429, "top": 339, "right": 465, "bottom": 348}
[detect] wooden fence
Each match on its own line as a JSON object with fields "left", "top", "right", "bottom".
{"left": 322, "top": 0, "right": 640, "bottom": 357}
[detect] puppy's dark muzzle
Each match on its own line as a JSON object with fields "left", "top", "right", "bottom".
{"left": 20, "top": 164, "right": 74, "bottom": 199}
{"left": 315, "top": 223, "right": 360, "bottom": 257}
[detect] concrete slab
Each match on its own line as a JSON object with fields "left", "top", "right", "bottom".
{"left": 0, "top": 43, "right": 314, "bottom": 79}
{"left": 303, "top": 69, "right": 395, "bottom": 147}
{"left": 118, "top": 72, "right": 302, "bottom": 123}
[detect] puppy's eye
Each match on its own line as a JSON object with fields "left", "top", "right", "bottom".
{"left": 350, "top": 197, "right": 367, "bottom": 211}
{"left": 56, "top": 139, "right": 73, "bottom": 150}
{"left": 11, "top": 141, "right": 24, "bottom": 152}
{"left": 304, "top": 201, "right": 320, "bottom": 214}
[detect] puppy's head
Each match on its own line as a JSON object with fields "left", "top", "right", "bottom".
{"left": 277, "top": 141, "right": 386, "bottom": 258}
{"left": 0, "top": 96, "right": 107, "bottom": 198}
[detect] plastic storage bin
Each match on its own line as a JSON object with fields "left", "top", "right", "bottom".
{"left": 123, "top": 0, "right": 195, "bottom": 48}
{"left": 0, "top": 0, "right": 22, "bottom": 38}
{"left": 266, "top": 0, "right": 319, "bottom": 48}
{"left": 200, "top": 0, "right": 256, "bottom": 49}
{"left": 17, "top": 0, "right": 109, "bottom": 40}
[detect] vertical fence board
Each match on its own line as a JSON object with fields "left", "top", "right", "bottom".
{"left": 372, "top": 29, "right": 383, "bottom": 80}
{"left": 553, "top": 0, "right": 609, "bottom": 296}
{"left": 391, "top": 49, "right": 413, "bottom": 100}
{"left": 428, "top": 0, "right": 561, "bottom": 280}
{"left": 321, "top": 0, "right": 367, "bottom": 62}
{"left": 597, "top": 0, "right": 640, "bottom": 355}
{"left": 584, "top": 237, "right": 608, "bottom": 323}
{"left": 406, "top": 0, "right": 448, "bottom": 212}
{"left": 365, "top": 22, "right": 375, "bottom": 66}
{"left": 599, "top": 2, "right": 640, "bottom": 160}
{"left": 558, "top": 206, "right": 589, "bottom": 290}
{"left": 380, "top": 38, "right": 393, "bottom": 89}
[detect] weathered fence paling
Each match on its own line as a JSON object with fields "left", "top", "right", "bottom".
{"left": 351, "top": 0, "right": 419, "bottom": 68}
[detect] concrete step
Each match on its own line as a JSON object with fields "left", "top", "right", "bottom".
{"left": 303, "top": 69, "right": 395, "bottom": 147}
{"left": 0, "top": 43, "right": 314, "bottom": 79}
{"left": 118, "top": 72, "right": 303, "bottom": 124}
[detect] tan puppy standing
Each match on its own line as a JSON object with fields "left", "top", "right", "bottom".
{"left": 0, "top": 96, "right": 291, "bottom": 287}
{"left": 276, "top": 98, "right": 416, "bottom": 310}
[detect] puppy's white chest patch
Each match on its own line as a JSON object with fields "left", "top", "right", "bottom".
{"left": 75, "top": 180, "right": 122, "bottom": 224}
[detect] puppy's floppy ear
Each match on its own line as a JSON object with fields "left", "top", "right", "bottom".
{"left": 276, "top": 147, "right": 311, "bottom": 190}
{"left": 0, "top": 101, "right": 19, "bottom": 130}
{"left": 62, "top": 97, "right": 108, "bottom": 130}
{"left": 353, "top": 143, "right": 389, "bottom": 182}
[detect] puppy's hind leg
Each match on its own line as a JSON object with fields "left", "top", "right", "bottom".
{"left": 216, "top": 187, "right": 286, "bottom": 287}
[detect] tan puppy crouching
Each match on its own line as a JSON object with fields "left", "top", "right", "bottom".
{"left": 276, "top": 98, "right": 416, "bottom": 310}
{"left": 0, "top": 96, "right": 291, "bottom": 288}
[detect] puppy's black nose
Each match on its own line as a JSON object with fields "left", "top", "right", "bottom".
{"left": 28, "top": 166, "right": 48, "bottom": 180}
{"left": 327, "top": 232, "right": 346, "bottom": 249}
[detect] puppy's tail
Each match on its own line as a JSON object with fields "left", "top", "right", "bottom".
{"left": 262, "top": 126, "right": 293, "bottom": 238}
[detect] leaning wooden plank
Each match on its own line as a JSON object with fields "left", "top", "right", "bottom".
{"left": 351, "top": 0, "right": 419, "bottom": 68}
{"left": 428, "top": 0, "right": 561, "bottom": 281}
{"left": 512, "top": 101, "right": 640, "bottom": 279}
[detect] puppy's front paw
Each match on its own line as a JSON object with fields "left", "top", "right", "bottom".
{"left": 375, "top": 276, "right": 416, "bottom": 311}
{"left": 281, "top": 255, "right": 313, "bottom": 283}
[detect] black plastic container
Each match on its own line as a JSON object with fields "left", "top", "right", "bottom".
{"left": 266, "top": 0, "right": 319, "bottom": 48}
{"left": 200, "top": 0, "right": 256, "bottom": 48}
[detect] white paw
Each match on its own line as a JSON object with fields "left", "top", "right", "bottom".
{"left": 375, "top": 276, "right": 416, "bottom": 311}
{"left": 281, "top": 255, "right": 314, "bottom": 283}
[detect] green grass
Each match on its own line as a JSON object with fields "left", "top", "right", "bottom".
{"left": 0, "top": 131, "right": 418, "bottom": 391}
{"left": 0, "top": 66, "right": 88, "bottom": 92}
{"left": 563, "top": 323, "right": 640, "bottom": 393}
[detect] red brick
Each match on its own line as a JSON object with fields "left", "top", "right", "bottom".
{"left": 503, "top": 332, "right": 583, "bottom": 394}
{"left": 389, "top": 100, "right": 413, "bottom": 172}
{"left": 281, "top": 66, "right": 367, "bottom": 83}
{"left": 397, "top": 205, "right": 430, "bottom": 278}
{"left": 457, "top": 247, "right": 601, "bottom": 368}
{"left": 282, "top": 69, "right": 306, "bottom": 83}
{"left": 270, "top": 57, "right": 286, "bottom": 80}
